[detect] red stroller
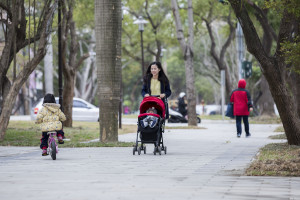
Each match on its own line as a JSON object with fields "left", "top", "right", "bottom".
{"left": 133, "top": 96, "right": 167, "bottom": 155}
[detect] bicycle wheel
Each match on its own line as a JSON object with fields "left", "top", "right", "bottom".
{"left": 50, "top": 140, "right": 56, "bottom": 160}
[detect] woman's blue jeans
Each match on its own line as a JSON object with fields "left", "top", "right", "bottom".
{"left": 236, "top": 116, "right": 250, "bottom": 135}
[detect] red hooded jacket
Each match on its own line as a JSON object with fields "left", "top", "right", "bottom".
{"left": 230, "top": 79, "right": 252, "bottom": 116}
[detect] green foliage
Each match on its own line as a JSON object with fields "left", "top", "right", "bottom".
{"left": 264, "top": 0, "right": 300, "bottom": 74}
{"left": 122, "top": 61, "right": 143, "bottom": 110}
{"left": 165, "top": 49, "right": 185, "bottom": 97}
{"left": 195, "top": 77, "right": 215, "bottom": 104}
{"left": 250, "top": 65, "right": 262, "bottom": 81}
{"left": 73, "top": 0, "right": 95, "bottom": 29}
{"left": 281, "top": 36, "right": 300, "bottom": 74}
{"left": 265, "top": 0, "right": 300, "bottom": 17}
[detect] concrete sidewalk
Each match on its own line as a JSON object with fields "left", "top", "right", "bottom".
{"left": 0, "top": 121, "right": 300, "bottom": 200}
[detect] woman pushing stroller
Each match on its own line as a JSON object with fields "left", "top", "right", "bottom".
{"left": 133, "top": 61, "right": 171, "bottom": 155}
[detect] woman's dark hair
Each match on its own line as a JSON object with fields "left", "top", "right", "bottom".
{"left": 43, "top": 93, "right": 56, "bottom": 104}
{"left": 144, "top": 61, "right": 169, "bottom": 84}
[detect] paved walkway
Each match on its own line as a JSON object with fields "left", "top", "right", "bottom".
{"left": 1, "top": 120, "right": 300, "bottom": 200}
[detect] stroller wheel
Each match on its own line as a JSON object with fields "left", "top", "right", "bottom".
{"left": 153, "top": 147, "right": 157, "bottom": 155}
{"left": 158, "top": 146, "right": 162, "bottom": 155}
{"left": 197, "top": 117, "right": 201, "bottom": 123}
{"left": 144, "top": 146, "right": 146, "bottom": 154}
{"left": 164, "top": 146, "right": 167, "bottom": 154}
{"left": 137, "top": 146, "right": 141, "bottom": 155}
{"left": 133, "top": 147, "right": 137, "bottom": 155}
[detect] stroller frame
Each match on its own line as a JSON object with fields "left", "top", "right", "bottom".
{"left": 133, "top": 96, "right": 167, "bottom": 155}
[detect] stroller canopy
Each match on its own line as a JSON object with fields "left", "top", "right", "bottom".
{"left": 140, "top": 96, "right": 165, "bottom": 118}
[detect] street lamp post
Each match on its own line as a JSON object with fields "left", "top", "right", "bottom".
{"left": 134, "top": 16, "right": 148, "bottom": 78}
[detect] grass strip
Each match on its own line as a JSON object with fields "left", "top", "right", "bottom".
{"left": 246, "top": 143, "right": 300, "bottom": 176}
{"left": 2, "top": 121, "right": 136, "bottom": 147}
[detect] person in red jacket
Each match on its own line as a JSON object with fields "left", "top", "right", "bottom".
{"left": 230, "top": 79, "right": 253, "bottom": 137}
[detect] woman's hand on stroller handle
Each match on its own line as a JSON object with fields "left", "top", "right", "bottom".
{"left": 144, "top": 95, "right": 165, "bottom": 99}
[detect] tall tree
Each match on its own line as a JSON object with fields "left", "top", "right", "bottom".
{"left": 228, "top": 0, "right": 300, "bottom": 145}
{"left": 171, "top": 0, "right": 197, "bottom": 126}
{"left": 0, "top": 0, "right": 56, "bottom": 140}
{"left": 61, "top": 0, "right": 89, "bottom": 127}
{"left": 246, "top": 0, "right": 276, "bottom": 116}
{"left": 200, "top": 2, "right": 235, "bottom": 97}
{"left": 95, "top": 0, "right": 122, "bottom": 142}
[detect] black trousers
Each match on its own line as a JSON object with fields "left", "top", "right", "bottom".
{"left": 236, "top": 116, "right": 250, "bottom": 135}
{"left": 40, "top": 130, "right": 64, "bottom": 149}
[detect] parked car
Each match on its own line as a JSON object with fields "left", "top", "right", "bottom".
{"left": 31, "top": 97, "right": 99, "bottom": 122}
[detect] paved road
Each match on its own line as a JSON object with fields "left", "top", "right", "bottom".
{"left": 1, "top": 120, "right": 300, "bottom": 200}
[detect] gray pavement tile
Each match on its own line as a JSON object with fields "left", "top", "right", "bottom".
{"left": 0, "top": 121, "right": 299, "bottom": 200}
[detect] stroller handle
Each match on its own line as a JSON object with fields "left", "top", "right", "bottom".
{"left": 146, "top": 95, "right": 167, "bottom": 103}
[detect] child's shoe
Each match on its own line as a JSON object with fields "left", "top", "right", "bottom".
{"left": 58, "top": 136, "right": 64, "bottom": 144}
{"left": 42, "top": 148, "right": 48, "bottom": 156}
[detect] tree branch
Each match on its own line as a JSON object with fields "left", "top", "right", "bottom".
{"left": 203, "top": 17, "right": 220, "bottom": 68}
{"left": 0, "top": 2, "right": 12, "bottom": 20}
{"left": 144, "top": 0, "right": 157, "bottom": 30}
{"left": 171, "top": 0, "right": 186, "bottom": 53}
{"left": 220, "top": 11, "right": 235, "bottom": 63}
{"left": 275, "top": 10, "right": 295, "bottom": 60}
{"left": 74, "top": 54, "right": 89, "bottom": 71}
{"left": 228, "top": 0, "right": 271, "bottom": 68}
{"left": 246, "top": 0, "right": 278, "bottom": 41}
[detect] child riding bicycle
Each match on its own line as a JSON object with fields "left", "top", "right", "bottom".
{"left": 36, "top": 94, "right": 66, "bottom": 156}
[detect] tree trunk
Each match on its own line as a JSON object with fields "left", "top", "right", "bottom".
{"left": 95, "top": 0, "right": 122, "bottom": 142}
{"left": 22, "top": 84, "right": 30, "bottom": 115}
{"left": 185, "top": 55, "right": 197, "bottom": 125}
{"left": 288, "top": 72, "right": 300, "bottom": 118}
{"left": 224, "top": 67, "right": 233, "bottom": 100}
{"left": 61, "top": 0, "right": 89, "bottom": 127}
{"left": 62, "top": 73, "right": 75, "bottom": 127}
{"left": 0, "top": 83, "right": 21, "bottom": 140}
{"left": 257, "top": 76, "right": 275, "bottom": 116}
{"left": 265, "top": 65, "right": 300, "bottom": 144}
{"left": 255, "top": 7, "right": 276, "bottom": 117}
{"left": 171, "top": 0, "right": 197, "bottom": 126}
{"left": 44, "top": 34, "right": 54, "bottom": 94}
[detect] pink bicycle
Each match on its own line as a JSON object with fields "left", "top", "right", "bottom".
{"left": 47, "top": 131, "right": 58, "bottom": 160}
